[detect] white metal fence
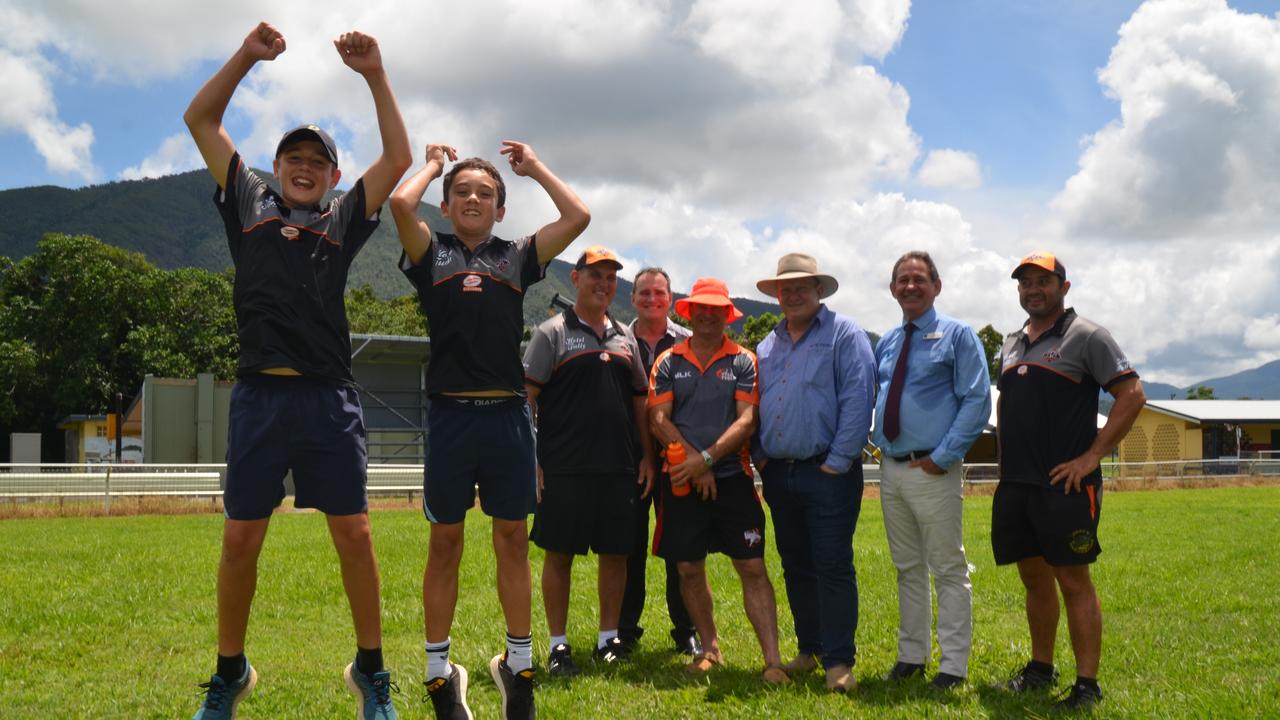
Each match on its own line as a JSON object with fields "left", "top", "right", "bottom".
{"left": 2, "top": 458, "right": 1276, "bottom": 511}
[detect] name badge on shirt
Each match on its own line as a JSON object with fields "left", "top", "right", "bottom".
{"left": 923, "top": 331, "right": 944, "bottom": 340}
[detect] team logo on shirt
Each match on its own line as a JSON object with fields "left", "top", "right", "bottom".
{"left": 280, "top": 226, "right": 300, "bottom": 240}
{"left": 462, "top": 273, "right": 483, "bottom": 292}
{"left": 743, "top": 528, "right": 762, "bottom": 548}
{"left": 674, "top": 370, "right": 693, "bottom": 380}
{"left": 599, "top": 352, "right": 611, "bottom": 362}
{"left": 496, "top": 258, "right": 510, "bottom": 273}
{"left": 434, "top": 248, "right": 451, "bottom": 266}
{"left": 259, "top": 197, "right": 277, "bottom": 213}
{"left": 1042, "top": 349, "right": 1061, "bottom": 364}
{"left": 1017, "top": 365, "right": 1028, "bottom": 376}
{"left": 716, "top": 368, "right": 735, "bottom": 382}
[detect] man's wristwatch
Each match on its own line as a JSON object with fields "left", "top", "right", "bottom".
{"left": 701, "top": 450, "right": 714, "bottom": 468}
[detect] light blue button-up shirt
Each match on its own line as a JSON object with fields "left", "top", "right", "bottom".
{"left": 872, "top": 307, "right": 992, "bottom": 469}
{"left": 756, "top": 304, "right": 876, "bottom": 473}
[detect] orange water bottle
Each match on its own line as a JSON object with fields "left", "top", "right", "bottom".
{"left": 666, "top": 442, "right": 691, "bottom": 497}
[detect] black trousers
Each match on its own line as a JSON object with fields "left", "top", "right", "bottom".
{"left": 617, "top": 487, "right": 694, "bottom": 639}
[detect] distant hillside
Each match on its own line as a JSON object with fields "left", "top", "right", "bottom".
{"left": 0, "top": 169, "right": 779, "bottom": 330}
{"left": 1192, "top": 359, "right": 1280, "bottom": 400}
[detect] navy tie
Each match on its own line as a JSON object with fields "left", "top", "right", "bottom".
{"left": 882, "top": 322, "right": 915, "bottom": 442}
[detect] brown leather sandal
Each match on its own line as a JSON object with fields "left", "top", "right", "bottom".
{"left": 761, "top": 664, "right": 791, "bottom": 685}
{"left": 685, "top": 652, "right": 724, "bottom": 674}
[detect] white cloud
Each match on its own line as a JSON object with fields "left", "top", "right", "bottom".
{"left": 1049, "top": 0, "right": 1280, "bottom": 241}
{"left": 0, "top": 48, "right": 95, "bottom": 179}
{"left": 917, "top": 149, "right": 982, "bottom": 190}
{"left": 840, "top": 0, "right": 912, "bottom": 60}
{"left": 685, "top": 0, "right": 845, "bottom": 90}
{"left": 120, "top": 133, "right": 204, "bottom": 180}
{"left": 1243, "top": 315, "right": 1280, "bottom": 351}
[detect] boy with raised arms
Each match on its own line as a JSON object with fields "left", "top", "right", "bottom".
{"left": 184, "top": 21, "right": 411, "bottom": 720}
{"left": 389, "top": 142, "right": 589, "bottom": 719}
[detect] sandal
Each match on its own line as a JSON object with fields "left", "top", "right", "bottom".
{"left": 762, "top": 664, "right": 791, "bottom": 685}
{"left": 685, "top": 652, "right": 724, "bottom": 674}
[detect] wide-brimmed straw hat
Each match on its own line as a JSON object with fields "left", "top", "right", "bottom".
{"left": 755, "top": 253, "right": 838, "bottom": 299}
{"left": 674, "top": 277, "right": 744, "bottom": 322}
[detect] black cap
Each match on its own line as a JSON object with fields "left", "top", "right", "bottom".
{"left": 276, "top": 124, "right": 338, "bottom": 166}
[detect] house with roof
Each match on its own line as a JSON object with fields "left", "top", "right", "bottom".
{"left": 1118, "top": 400, "right": 1280, "bottom": 462}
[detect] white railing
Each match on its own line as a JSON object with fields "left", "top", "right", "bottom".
{"left": 0, "top": 463, "right": 426, "bottom": 512}
{"left": 3, "top": 458, "right": 1276, "bottom": 510}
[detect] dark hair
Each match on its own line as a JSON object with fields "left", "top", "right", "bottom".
{"left": 443, "top": 158, "right": 506, "bottom": 208}
{"left": 631, "top": 267, "right": 672, "bottom": 297}
{"left": 891, "top": 250, "right": 940, "bottom": 283}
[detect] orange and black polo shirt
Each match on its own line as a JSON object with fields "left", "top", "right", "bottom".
{"left": 401, "top": 232, "right": 546, "bottom": 396}
{"left": 648, "top": 336, "right": 759, "bottom": 479}
{"left": 997, "top": 308, "right": 1138, "bottom": 488}
{"left": 523, "top": 308, "right": 648, "bottom": 474}
{"left": 214, "top": 152, "right": 377, "bottom": 384}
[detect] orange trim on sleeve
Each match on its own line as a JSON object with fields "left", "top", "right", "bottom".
{"left": 734, "top": 389, "right": 759, "bottom": 405}
{"left": 647, "top": 390, "right": 675, "bottom": 408}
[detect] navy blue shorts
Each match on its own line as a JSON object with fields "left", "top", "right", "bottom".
{"left": 224, "top": 375, "right": 368, "bottom": 520}
{"left": 424, "top": 396, "right": 536, "bottom": 524}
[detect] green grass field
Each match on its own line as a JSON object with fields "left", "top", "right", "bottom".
{"left": 2, "top": 486, "right": 1278, "bottom": 718}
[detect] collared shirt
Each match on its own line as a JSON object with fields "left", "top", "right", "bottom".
{"left": 648, "top": 336, "right": 758, "bottom": 479}
{"left": 628, "top": 317, "right": 692, "bottom": 376}
{"left": 524, "top": 308, "right": 648, "bottom": 473}
{"left": 998, "top": 308, "right": 1138, "bottom": 487}
{"left": 401, "top": 232, "right": 546, "bottom": 395}
{"left": 871, "top": 307, "right": 992, "bottom": 469}
{"left": 214, "top": 152, "right": 377, "bottom": 384}
{"left": 756, "top": 304, "right": 876, "bottom": 474}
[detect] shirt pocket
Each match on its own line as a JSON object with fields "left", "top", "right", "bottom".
{"left": 804, "top": 342, "right": 835, "bottom": 387}
{"left": 911, "top": 338, "right": 954, "bottom": 381}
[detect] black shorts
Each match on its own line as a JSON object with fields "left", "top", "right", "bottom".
{"left": 992, "top": 481, "right": 1103, "bottom": 566}
{"left": 225, "top": 375, "right": 368, "bottom": 520}
{"left": 653, "top": 470, "right": 766, "bottom": 562}
{"left": 531, "top": 471, "right": 637, "bottom": 555}
{"left": 423, "top": 396, "right": 536, "bottom": 524}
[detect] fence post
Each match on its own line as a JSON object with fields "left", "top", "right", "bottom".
{"left": 103, "top": 464, "right": 112, "bottom": 515}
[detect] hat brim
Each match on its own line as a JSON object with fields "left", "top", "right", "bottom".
{"left": 756, "top": 272, "right": 839, "bottom": 299}
{"left": 674, "top": 295, "right": 744, "bottom": 322}
{"left": 576, "top": 259, "right": 624, "bottom": 270}
{"left": 277, "top": 128, "right": 338, "bottom": 166}
{"left": 1010, "top": 261, "right": 1064, "bottom": 279}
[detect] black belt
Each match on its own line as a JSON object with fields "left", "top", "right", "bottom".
{"left": 889, "top": 448, "right": 935, "bottom": 463}
{"left": 775, "top": 453, "right": 826, "bottom": 465}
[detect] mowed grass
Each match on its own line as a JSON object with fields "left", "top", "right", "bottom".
{"left": 1, "top": 486, "right": 1278, "bottom": 719}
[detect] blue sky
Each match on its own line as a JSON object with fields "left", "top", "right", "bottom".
{"left": 2, "top": 0, "right": 1278, "bottom": 385}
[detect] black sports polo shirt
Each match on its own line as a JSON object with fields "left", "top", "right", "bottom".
{"left": 402, "top": 232, "right": 546, "bottom": 395}
{"left": 997, "top": 308, "right": 1138, "bottom": 487}
{"left": 215, "top": 153, "right": 377, "bottom": 383}
{"left": 648, "top": 337, "right": 759, "bottom": 479}
{"left": 523, "top": 308, "right": 648, "bottom": 474}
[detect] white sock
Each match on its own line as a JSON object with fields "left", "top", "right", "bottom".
{"left": 506, "top": 633, "right": 533, "bottom": 673}
{"left": 425, "top": 638, "right": 451, "bottom": 681}
{"left": 549, "top": 634, "right": 568, "bottom": 649}
{"left": 597, "top": 629, "right": 618, "bottom": 650}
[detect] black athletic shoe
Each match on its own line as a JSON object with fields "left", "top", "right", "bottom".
{"left": 592, "top": 637, "right": 630, "bottom": 665}
{"left": 546, "top": 643, "right": 580, "bottom": 678}
{"left": 1054, "top": 681, "right": 1103, "bottom": 710}
{"left": 885, "top": 661, "right": 926, "bottom": 681}
{"left": 489, "top": 654, "right": 534, "bottom": 720}
{"left": 1003, "top": 661, "right": 1059, "bottom": 693}
{"left": 930, "top": 672, "right": 965, "bottom": 690}
{"left": 670, "top": 629, "right": 702, "bottom": 657}
{"left": 617, "top": 626, "right": 644, "bottom": 653}
{"left": 423, "top": 663, "right": 473, "bottom": 720}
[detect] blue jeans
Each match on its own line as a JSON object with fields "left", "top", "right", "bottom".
{"left": 761, "top": 459, "right": 863, "bottom": 668}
